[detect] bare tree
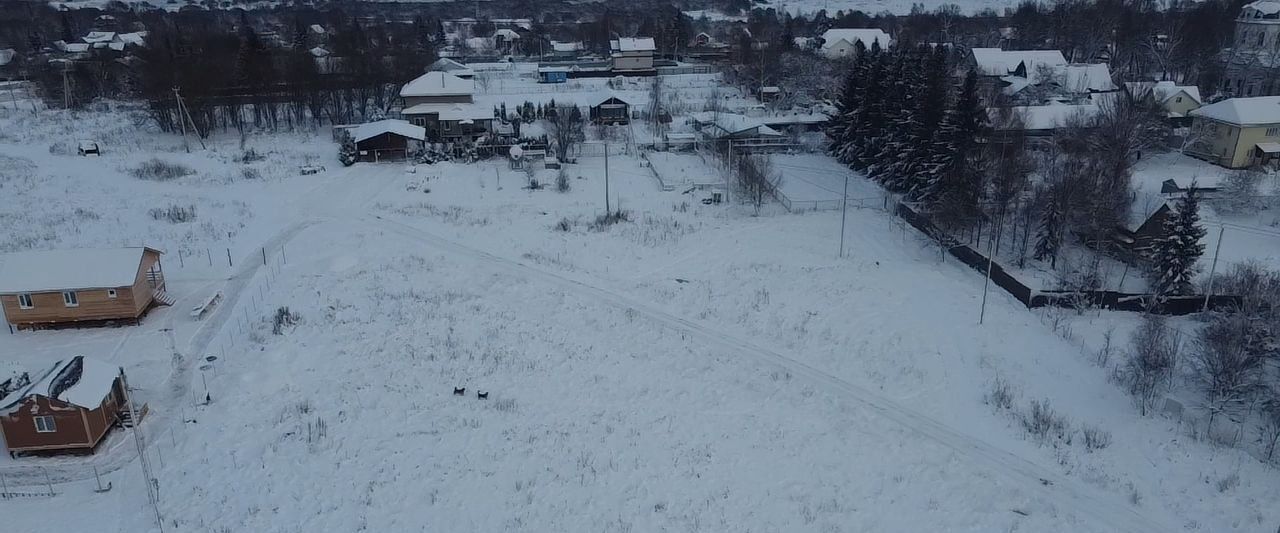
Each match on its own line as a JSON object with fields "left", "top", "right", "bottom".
{"left": 1124, "top": 315, "right": 1180, "bottom": 416}
{"left": 733, "top": 152, "right": 782, "bottom": 216}
{"left": 1194, "top": 312, "right": 1271, "bottom": 439}
{"left": 548, "top": 104, "right": 585, "bottom": 161}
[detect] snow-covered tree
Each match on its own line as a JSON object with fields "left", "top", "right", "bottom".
{"left": 338, "top": 132, "right": 357, "bottom": 167}
{"left": 923, "top": 70, "right": 988, "bottom": 225}
{"left": 1034, "top": 194, "right": 1063, "bottom": 268}
{"left": 1150, "top": 185, "right": 1206, "bottom": 295}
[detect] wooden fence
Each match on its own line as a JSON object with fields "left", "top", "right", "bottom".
{"left": 892, "top": 202, "right": 1240, "bottom": 315}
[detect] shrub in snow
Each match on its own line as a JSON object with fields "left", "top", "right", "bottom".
{"left": 237, "top": 148, "right": 266, "bottom": 164}
{"left": 554, "top": 218, "right": 572, "bottom": 232}
{"left": 273, "top": 306, "right": 300, "bottom": 335}
{"left": 48, "top": 141, "right": 74, "bottom": 156}
{"left": 555, "top": 169, "right": 570, "bottom": 192}
{"left": 1122, "top": 315, "right": 1177, "bottom": 416}
{"left": 1216, "top": 170, "right": 1264, "bottom": 214}
{"left": 1021, "top": 399, "right": 1071, "bottom": 446}
{"left": 1259, "top": 400, "right": 1280, "bottom": 464}
{"left": 984, "top": 376, "right": 1016, "bottom": 411}
{"left": 148, "top": 204, "right": 197, "bottom": 223}
{"left": 1082, "top": 424, "right": 1112, "bottom": 452}
{"left": 1216, "top": 472, "right": 1240, "bottom": 493}
{"left": 590, "top": 209, "right": 631, "bottom": 231}
{"left": 132, "top": 158, "right": 194, "bottom": 181}
{"left": 241, "top": 167, "right": 262, "bottom": 180}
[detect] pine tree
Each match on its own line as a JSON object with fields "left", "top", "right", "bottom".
{"left": 338, "top": 133, "right": 358, "bottom": 166}
{"left": 1150, "top": 186, "right": 1207, "bottom": 296}
{"left": 1034, "top": 194, "right": 1062, "bottom": 268}
{"left": 922, "top": 70, "right": 988, "bottom": 225}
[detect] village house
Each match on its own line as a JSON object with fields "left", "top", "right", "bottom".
{"left": 0, "top": 247, "right": 168, "bottom": 330}
{"left": 399, "top": 71, "right": 493, "bottom": 142}
{"left": 1221, "top": 1, "right": 1280, "bottom": 96}
{"left": 1186, "top": 96, "right": 1280, "bottom": 168}
{"left": 690, "top": 112, "right": 787, "bottom": 144}
{"left": 610, "top": 37, "right": 656, "bottom": 74}
{"left": 590, "top": 95, "right": 632, "bottom": 125}
{"left": 987, "top": 103, "right": 1100, "bottom": 138}
{"left": 1124, "top": 81, "right": 1203, "bottom": 121}
{"left": 549, "top": 41, "right": 584, "bottom": 60}
{"left": 349, "top": 119, "right": 425, "bottom": 162}
{"left": 818, "top": 28, "right": 893, "bottom": 59}
{"left": 538, "top": 66, "right": 570, "bottom": 83}
{"left": 0, "top": 356, "right": 134, "bottom": 457}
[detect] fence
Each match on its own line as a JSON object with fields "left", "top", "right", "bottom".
{"left": 0, "top": 238, "right": 295, "bottom": 529}
{"left": 892, "top": 202, "right": 1241, "bottom": 315}
{"left": 776, "top": 194, "right": 888, "bottom": 213}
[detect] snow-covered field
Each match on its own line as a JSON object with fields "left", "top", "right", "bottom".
{"left": 2, "top": 100, "right": 1279, "bottom": 532}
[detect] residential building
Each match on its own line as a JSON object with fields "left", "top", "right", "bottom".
{"left": 0, "top": 356, "right": 134, "bottom": 457}
{"left": 590, "top": 95, "right": 632, "bottom": 124}
{"left": 427, "top": 58, "right": 475, "bottom": 79}
{"left": 0, "top": 247, "right": 168, "bottom": 330}
{"left": 818, "top": 28, "right": 892, "bottom": 58}
{"left": 349, "top": 120, "right": 425, "bottom": 162}
{"left": 1187, "top": 96, "right": 1280, "bottom": 168}
{"left": 1221, "top": 1, "right": 1280, "bottom": 96}
{"left": 1124, "top": 81, "right": 1203, "bottom": 119}
{"left": 399, "top": 71, "right": 492, "bottom": 142}
{"left": 610, "top": 37, "right": 656, "bottom": 73}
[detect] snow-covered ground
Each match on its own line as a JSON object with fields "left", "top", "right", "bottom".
{"left": 2, "top": 100, "right": 1279, "bottom": 532}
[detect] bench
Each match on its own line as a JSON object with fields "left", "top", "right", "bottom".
{"left": 190, "top": 291, "right": 222, "bottom": 319}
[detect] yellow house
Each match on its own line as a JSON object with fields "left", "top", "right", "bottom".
{"left": 1187, "top": 96, "right": 1280, "bottom": 169}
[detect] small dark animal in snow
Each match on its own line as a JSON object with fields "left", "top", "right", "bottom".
{"left": 1039, "top": 478, "right": 1053, "bottom": 486}
{"left": 476, "top": 391, "right": 489, "bottom": 400}
{"left": 675, "top": 278, "right": 689, "bottom": 284}
{"left": 453, "top": 387, "right": 466, "bottom": 396}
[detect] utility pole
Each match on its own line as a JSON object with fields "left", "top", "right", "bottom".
{"left": 839, "top": 171, "right": 849, "bottom": 258}
{"left": 979, "top": 216, "right": 1003, "bottom": 325}
{"left": 62, "top": 68, "right": 72, "bottom": 109}
{"left": 1202, "top": 225, "right": 1226, "bottom": 313}
{"left": 120, "top": 369, "right": 165, "bottom": 532}
{"left": 174, "top": 87, "right": 189, "bottom": 153}
{"left": 604, "top": 143, "right": 611, "bottom": 213}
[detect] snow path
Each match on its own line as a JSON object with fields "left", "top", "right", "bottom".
{"left": 365, "top": 213, "right": 1173, "bottom": 533}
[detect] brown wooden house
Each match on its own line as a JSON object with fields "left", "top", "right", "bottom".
{"left": 0, "top": 356, "right": 133, "bottom": 457}
{"left": 590, "top": 95, "right": 631, "bottom": 125}
{"left": 0, "top": 247, "right": 170, "bottom": 330}
{"left": 351, "top": 119, "right": 426, "bottom": 162}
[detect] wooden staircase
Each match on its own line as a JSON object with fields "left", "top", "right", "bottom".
{"left": 152, "top": 289, "right": 176, "bottom": 307}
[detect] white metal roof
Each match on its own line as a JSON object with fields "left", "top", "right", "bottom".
{"left": 352, "top": 119, "right": 425, "bottom": 143}
{"left": 400, "top": 71, "right": 474, "bottom": 98}
{"left": 611, "top": 37, "right": 656, "bottom": 52}
{"left": 0, "top": 247, "right": 155, "bottom": 294}
{"left": 1189, "top": 96, "right": 1280, "bottom": 125}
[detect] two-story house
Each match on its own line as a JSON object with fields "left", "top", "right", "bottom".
{"left": 1187, "top": 96, "right": 1280, "bottom": 168}
{"left": 399, "top": 71, "right": 493, "bottom": 142}
{"left": 610, "top": 37, "right": 656, "bottom": 73}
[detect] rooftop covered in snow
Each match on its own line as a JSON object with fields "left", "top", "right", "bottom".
{"left": 0, "top": 247, "right": 159, "bottom": 294}
{"left": 0, "top": 356, "right": 121, "bottom": 412}
{"left": 352, "top": 120, "right": 425, "bottom": 143}
{"left": 400, "top": 71, "right": 475, "bottom": 98}
{"left": 610, "top": 37, "right": 656, "bottom": 53}
{"left": 971, "top": 48, "right": 1067, "bottom": 77}
{"left": 1189, "top": 96, "right": 1280, "bottom": 125}
{"left": 820, "top": 28, "right": 892, "bottom": 51}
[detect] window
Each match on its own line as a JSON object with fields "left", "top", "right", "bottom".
{"left": 34, "top": 415, "right": 56, "bottom": 433}
{"left": 62, "top": 291, "right": 78, "bottom": 307}
{"left": 1175, "top": 96, "right": 1183, "bottom": 103}
{"left": 18, "top": 293, "right": 33, "bottom": 309}
{"left": 107, "top": 289, "right": 117, "bottom": 299}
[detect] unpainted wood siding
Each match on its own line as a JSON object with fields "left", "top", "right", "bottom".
{"left": 0, "top": 249, "right": 161, "bottom": 327}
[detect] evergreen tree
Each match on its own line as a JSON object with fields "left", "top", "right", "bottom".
{"left": 1151, "top": 185, "right": 1207, "bottom": 295}
{"left": 338, "top": 133, "right": 358, "bottom": 166}
{"left": 922, "top": 70, "right": 988, "bottom": 224}
{"left": 1034, "top": 193, "right": 1062, "bottom": 268}
{"left": 826, "top": 41, "right": 868, "bottom": 165}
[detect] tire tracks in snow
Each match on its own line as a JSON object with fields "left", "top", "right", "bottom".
{"left": 366, "top": 214, "right": 1171, "bottom": 533}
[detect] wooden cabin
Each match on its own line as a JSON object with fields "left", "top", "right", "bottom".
{"left": 0, "top": 356, "right": 133, "bottom": 457}
{"left": 351, "top": 120, "right": 426, "bottom": 162}
{"left": 590, "top": 96, "right": 631, "bottom": 125}
{"left": 0, "top": 247, "right": 169, "bottom": 330}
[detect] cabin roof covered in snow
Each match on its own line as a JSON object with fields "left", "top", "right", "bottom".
{"left": 691, "top": 112, "right": 783, "bottom": 137}
{"left": 1189, "top": 96, "right": 1280, "bottom": 125}
{"left": 970, "top": 48, "right": 1067, "bottom": 77}
{"left": 820, "top": 28, "right": 892, "bottom": 50}
{"left": 83, "top": 31, "right": 116, "bottom": 43}
{"left": 0, "top": 356, "right": 121, "bottom": 412}
{"left": 1244, "top": 0, "right": 1280, "bottom": 16}
{"left": 0, "top": 247, "right": 159, "bottom": 294}
{"left": 1061, "top": 63, "right": 1115, "bottom": 92}
{"left": 493, "top": 29, "right": 520, "bottom": 40}
{"left": 118, "top": 32, "right": 147, "bottom": 46}
{"left": 611, "top": 37, "right": 656, "bottom": 52}
{"left": 1125, "top": 81, "right": 1202, "bottom": 106}
{"left": 352, "top": 119, "right": 425, "bottom": 143}
{"left": 551, "top": 41, "right": 583, "bottom": 52}
{"left": 400, "top": 103, "right": 491, "bottom": 121}
{"left": 400, "top": 71, "right": 474, "bottom": 97}
{"left": 0, "top": 48, "right": 14, "bottom": 66}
